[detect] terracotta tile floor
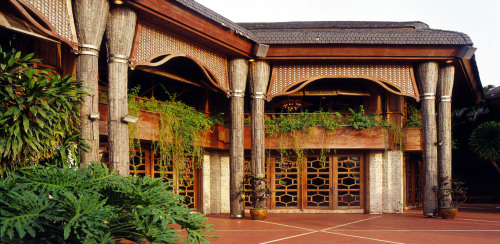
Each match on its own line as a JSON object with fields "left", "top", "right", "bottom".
{"left": 204, "top": 204, "right": 500, "bottom": 244}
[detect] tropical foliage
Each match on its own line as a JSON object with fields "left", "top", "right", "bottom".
{"left": 0, "top": 46, "right": 87, "bottom": 172}
{"left": 0, "top": 162, "right": 216, "bottom": 243}
{"left": 469, "top": 121, "right": 500, "bottom": 175}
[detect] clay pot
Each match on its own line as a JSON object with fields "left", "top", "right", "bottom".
{"left": 250, "top": 208, "right": 268, "bottom": 220}
{"left": 438, "top": 207, "right": 459, "bottom": 219}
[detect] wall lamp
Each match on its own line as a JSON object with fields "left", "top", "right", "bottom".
{"left": 89, "top": 113, "right": 100, "bottom": 121}
{"left": 114, "top": 0, "right": 124, "bottom": 4}
{"left": 121, "top": 114, "right": 140, "bottom": 124}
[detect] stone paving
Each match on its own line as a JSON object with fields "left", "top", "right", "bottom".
{"left": 204, "top": 204, "right": 500, "bottom": 243}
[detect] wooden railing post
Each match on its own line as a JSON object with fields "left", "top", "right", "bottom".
{"left": 106, "top": 7, "right": 137, "bottom": 176}
{"left": 249, "top": 60, "right": 271, "bottom": 208}
{"left": 228, "top": 58, "right": 248, "bottom": 218}
{"left": 73, "top": 0, "right": 109, "bottom": 165}
{"left": 416, "top": 62, "right": 439, "bottom": 216}
{"left": 437, "top": 64, "right": 455, "bottom": 208}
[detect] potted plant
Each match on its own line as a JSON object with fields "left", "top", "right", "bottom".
{"left": 433, "top": 177, "right": 468, "bottom": 219}
{"left": 242, "top": 175, "right": 273, "bottom": 220}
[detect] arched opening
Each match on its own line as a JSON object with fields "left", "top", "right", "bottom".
{"left": 267, "top": 78, "right": 399, "bottom": 115}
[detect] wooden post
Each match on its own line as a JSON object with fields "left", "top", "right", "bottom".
{"left": 416, "top": 62, "right": 439, "bottom": 216}
{"left": 437, "top": 64, "right": 455, "bottom": 208}
{"left": 229, "top": 58, "right": 248, "bottom": 218}
{"left": 106, "top": 7, "right": 137, "bottom": 176}
{"left": 73, "top": 0, "right": 109, "bottom": 165}
{"left": 249, "top": 60, "right": 271, "bottom": 208}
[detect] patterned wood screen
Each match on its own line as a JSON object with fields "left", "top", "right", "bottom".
{"left": 101, "top": 144, "right": 200, "bottom": 209}
{"left": 244, "top": 153, "right": 365, "bottom": 210}
{"left": 132, "top": 23, "right": 229, "bottom": 91}
{"left": 268, "top": 63, "right": 418, "bottom": 100}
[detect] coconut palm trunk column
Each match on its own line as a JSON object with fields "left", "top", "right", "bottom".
{"left": 73, "top": 0, "right": 109, "bottom": 165}
{"left": 437, "top": 64, "right": 455, "bottom": 208}
{"left": 249, "top": 60, "right": 271, "bottom": 208}
{"left": 417, "top": 62, "right": 439, "bottom": 216}
{"left": 106, "top": 7, "right": 137, "bottom": 176}
{"left": 229, "top": 58, "right": 248, "bottom": 218}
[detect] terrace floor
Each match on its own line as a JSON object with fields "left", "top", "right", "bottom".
{"left": 204, "top": 204, "right": 500, "bottom": 244}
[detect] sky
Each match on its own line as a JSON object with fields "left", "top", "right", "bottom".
{"left": 195, "top": 0, "right": 500, "bottom": 88}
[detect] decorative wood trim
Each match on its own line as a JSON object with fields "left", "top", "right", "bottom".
{"left": 14, "top": 0, "right": 78, "bottom": 49}
{"left": 268, "top": 63, "right": 418, "bottom": 100}
{"left": 133, "top": 23, "right": 229, "bottom": 91}
{"left": 133, "top": 51, "right": 227, "bottom": 93}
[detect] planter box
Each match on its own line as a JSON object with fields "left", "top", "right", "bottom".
{"left": 98, "top": 103, "right": 423, "bottom": 151}
{"left": 264, "top": 126, "right": 388, "bottom": 150}
{"left": 98, "top": 103, "right": 159, "bottom": 141}
{"left": 403, "top": 128, "right": 423, "bottom": 151}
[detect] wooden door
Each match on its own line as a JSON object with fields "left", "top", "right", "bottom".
{"left": 269, "top": 153, "right": 364, "bottom": 210}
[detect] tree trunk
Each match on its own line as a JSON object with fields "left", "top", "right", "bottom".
{"left": 490, "top": 158, "right": 500, "bottom": 176}
{"left": 73, "top": 0, "right": 109, "bottom": 165}
{"left": 249, "top": 60, "right": 270, "bottom": 208}
{"left": 106, "top": 7, "right": 137, "bottom": 176}
{"left": 417, "top": 62, "right": 439, "bottom": 216}
{"left": 437, "top": 64, "right": 454, "bottom": 208}
{"left": 229, "top": 58, "right": 248, "bottom": 218}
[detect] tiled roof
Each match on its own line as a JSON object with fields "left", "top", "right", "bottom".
{"left": 238, "top": 21, "right": 473, "bottom": 45}
{"left": 176, "top": 1, "right": 472, "bottom": 46}
{"left": 486, "top": 86, "right": 500, "bottom": 99}
{"left": 174, "top": 0, "right": 258, "bottom": 41}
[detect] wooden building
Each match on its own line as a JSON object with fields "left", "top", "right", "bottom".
{"left": 1, "top": 0, "right": 482, "bottom": 217}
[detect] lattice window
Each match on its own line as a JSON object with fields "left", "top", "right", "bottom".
{"left": 337, "top": 156, "right": 362, "bottom": 207}
{"left": 152, "top": 155, "right": 197, "bottom": 209}
{"left": 130, "top": 149, "right": 148, "bottom": 177}
{"left": 99, "top": 143, "right": 199, "bottom": 209}
{"left": 306, "top": 157, "right": 331, "bottom": 208}
{"left": 274, "top": 157, "right": 300, "bottom": 208}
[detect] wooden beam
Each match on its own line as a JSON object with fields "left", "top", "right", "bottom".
{"left": 126, "top": 0, "right": 254, "bottom": 57}
{"left": 106, "top": 6, "right": 137, "bottom": 176}
{"left": 263, "top": 45, "right": 460, "bottom": 60}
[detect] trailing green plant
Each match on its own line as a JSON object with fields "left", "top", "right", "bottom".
{"left": 347, "top": 106, "right": 390, "bottom": 130}
{"left": 404, "top": 104, "right": 422, "bottom": 128}
{"left": 432, "top": 177, "right": 468, "bottom": 207}
{"left": 265, "top": 106, "right": 391, "bottom": 169}
{"left": 0, "top": 162, "right": 216, "bottom": 243}
{"left": 127, "top": 89, "right": 214, "bottom": 169}
{"left": 241, "top": 174, "right": 273, "bottom": 209}
{"left": 0, "top": 46, "right": 88, "bottom": 173}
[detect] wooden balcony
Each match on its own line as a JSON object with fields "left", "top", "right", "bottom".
{"left": 98, "top": 103, "right": 422, "bottom": 151}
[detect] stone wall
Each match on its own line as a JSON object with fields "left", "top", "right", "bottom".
{"left": 368, "top": 150, "right": 404, "bottom": 214}
{"left": 201, "top": 150, "right": 230, "bottom": 214}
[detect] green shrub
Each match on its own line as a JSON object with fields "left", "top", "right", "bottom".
{"left": 0, "top": 162, "right": 216, "bottom": 243}
{"left": 0, "top": 46, "right": 88, "bottom": 172}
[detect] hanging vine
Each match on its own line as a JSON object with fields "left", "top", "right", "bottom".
{"left": 127, "top": 87, "right": 214, "bottom": 171}
{"left": 265, "top": 106, "right": 392, "bottom": 169}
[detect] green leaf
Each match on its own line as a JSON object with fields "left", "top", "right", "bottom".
{"left": 22, "top": 115, "right": 30, "bottom": 133}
